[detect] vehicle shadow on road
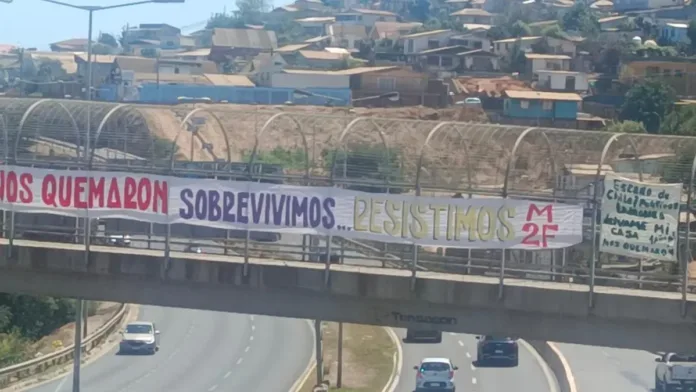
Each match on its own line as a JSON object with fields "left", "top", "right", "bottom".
{"left": 471, "top": 360, "right": 517, "bottom": 368}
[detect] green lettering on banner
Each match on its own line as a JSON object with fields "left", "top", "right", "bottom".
{"left": 599, "top": 174, "right": 682, "bottom": 262}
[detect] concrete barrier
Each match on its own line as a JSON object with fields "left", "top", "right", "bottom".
{"left": 527, "top": 341, "right": 577, "bottom": 392}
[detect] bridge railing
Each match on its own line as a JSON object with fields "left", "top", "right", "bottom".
{"left": 0, "top": 98, "right": 695, "bottom": 305}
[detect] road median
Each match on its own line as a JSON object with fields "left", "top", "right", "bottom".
{"left": 526, "top": 341, "right": 577, "bottom": 392}
{"left": 296, "top": 322, "right": 399, "bottom": 392}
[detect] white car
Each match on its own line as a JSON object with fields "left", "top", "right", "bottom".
{"left": 655, "top": 353, "right": 696, "bottom": 391}
{"left": 413, "top": 357, "right": 458, "bottom": 391}
{"left": 119, "top": 321, "right": 160, "bottom": 355}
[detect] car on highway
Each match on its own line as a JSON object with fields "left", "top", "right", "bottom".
{"left": 405, "top": 329, "right": 442, "bottom": 343}
{"left": 655, "top": 352, "right": 696, "bottom": 391}
{"left": 119, "top": 321, "right": 160, "bottom": 355}
{"left": 106, "top": 234, "right": 132, "bottom": 247}
{"left": 476, "top": 335, "right": 518, "bottom": 367}
{"left": 185, "top": 244, "right": 204, "bottom": 254}
{"left": 413, "top": 357, "right": 458, "bottom": 391}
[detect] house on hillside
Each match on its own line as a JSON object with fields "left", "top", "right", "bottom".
{"left": 598, "top": 15, "right": 629, "bottom": 29}
{"left": 402, "top": 30, "right": 457, "bottom": 57}
{"left": 161, "top": 48, "right": 211, "bottom": 62}
{"left": 50, "top": 39, "right": 90, "bottom": 52}
{"left": 536, "top": 70, "right": 589, "bottom": 92}
{"left": 492, "top": 36, "right": 542, "bottom": 57}
{"left": 620, "top": 57, "right": 696, "bottom": 96}
{"left": 449, "top": 8, "right": 494, "bottom": 24}
{"left": 122, "top": 23, "right": 182, "bottom": 52}
{"left": 658, "top": 21, "right": 689, "bottom": 44}
{"left": 450, "top": 30, "right": 492, "bottom": 51}
{"left": 295, "top": 50, "right": 350, "bottom": 69}
{"left": 525, "top": 53, "right": 571, "bottom": 78}
{"left": 335, "top": 8, "right": 398, "bottom": 26}
{"left": 75, "top": 54, "right": 116, "bottom": 86}
{"left": 295, "top": 16, "right": 335, "bottom": 35}
{"left": 369, "top": 21, "right": 423, "bottom": 40}
{"left": 209, "top": 28, "right": 278, "bottom": 63}
{"left": 241, "top": 52, "right": 287, "bottom": 87}
{"left": 503, "top": 90, "right": 583, "bottom": 126}
{"left": 329, "top": 24, "right": 368, "bottom": 51}
{"left": 613, "top": 0, "right": 684, "bottom": 12}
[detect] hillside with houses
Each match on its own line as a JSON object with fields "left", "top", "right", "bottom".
{"left": 3, "top": 0, "right": 696, "bottom": 133}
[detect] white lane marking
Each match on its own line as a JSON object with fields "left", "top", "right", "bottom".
{"left": 250, "top": 335, "right": 254, "bottom": 341}
{"left": 237, "top": 358, "right": 243, "bottom": 365}
{"left": 224, "top": 371, "right": 232, "bottom": 379}
{"left": 449, "top": 333, "right": 457, "bottom": 336}
{"left": 470, "top": 364, "right": 476, "bottom": 371}
{"left": 472, "top": 377, "right": 477, "bottom": 385}
{"left": 53, "top": 374, "right": 69, "bottom": 392}
{"left": 251, "top": 325, "right": 256, "bottom": 331}
{"left": 245, "top": 346, "right": 250, "bottom": 353}
{"left": 465, "top": 352, "right": 471, "bottom": 358}
{"left": 208, "top": 385, "right": 218, "bottom": 391}
{"left": 458, "top": 340, "right": 464, "bottom": 347}
{"left": 250, "top": 315, "right": 255, "bottom": 321}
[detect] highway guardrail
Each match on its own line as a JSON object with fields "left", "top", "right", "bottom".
{"left": 0, "top": 303, "right": 127, "bottom": 388}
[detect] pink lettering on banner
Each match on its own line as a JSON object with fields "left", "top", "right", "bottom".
{"left": 40, "top": 174, "right": 168, "bottom": 213}
{"left": 520, "top": 203, "right": 558, "bottom": 248}
{"left": 0, "top": 169, "right": 34, "bottom": 204}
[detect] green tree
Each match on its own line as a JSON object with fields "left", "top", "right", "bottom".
{"left": 619, "top": 80, "right": 675, "bottom": 133}
{"left": 408, "top": 0, "right": 431, "bottom": 22}
{"left": 98, "top": 33, "right": 119, "bottom": 48}
{"left": 604, "top": 120, "right": 647, "bottom": 133}
{"left": 562, "top": 3, "right": 600, "bottom": 37}
{"left": 206, "top": 12, "right": 246, "bottom": 29}
{"left": 509, "top": 21, "right": 532, "bottom": 38}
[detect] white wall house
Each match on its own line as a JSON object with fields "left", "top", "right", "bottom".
{"left": 536, "top": 70, "right": 589, "bottom": 92}
{"left": 526, "top": 53, "right": 571, "bottom": 73}
{"left": 401, "top": 29, "right": 457, "bottom": 55}
{"left": 271, "top": 69, "right": 350, "bottom": 88}
{"left": 493, "top": 36, "right": 542, "bottom": 57}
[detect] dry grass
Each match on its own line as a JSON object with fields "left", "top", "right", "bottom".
{"left": 300, "top": 323, "right": 396, "bottom": 392}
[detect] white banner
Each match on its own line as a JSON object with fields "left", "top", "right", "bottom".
{"left": 0, "top": 165, "right": 585, "bottom": 249}
{"left": 599, "top": 173, "right": 682, "bottom": 261}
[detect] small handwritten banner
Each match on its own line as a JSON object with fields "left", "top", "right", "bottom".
{"left": 600, "top": 173, "right": 682, "bottom": 261}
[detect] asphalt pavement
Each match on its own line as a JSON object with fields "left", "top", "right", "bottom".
{"left": 394, "top": 330, "right": 555, "bottom": 392}
{"left": 28, "top": 306, "right": 313, "bottom": 392}
{"left": 556, "top": 343, "right": 656, "bottom": 392}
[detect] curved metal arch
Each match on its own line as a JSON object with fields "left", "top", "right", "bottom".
{"left": 329, "top": 116, "right": 390, "bottom": 185}
{"left": 15, "top": 98, "right": 81, "bottom": 161}
{"left": 90, "top": 103, "right": 132, "bottom": 168}
{"left": 414, "top": 121, "right": 474, "bottom": 197}
{"left": 594, "top": 133, "right": 643, "bottom": 185}
{"left": 0, "top": 114, "right": 8, "bottom": 163}
{"left": 247, "top": 112, "right": 310, "bottom": 180}
{"left": 502, "top": 127, "right": 556, "bottom": 198}
{"left": 168, "top": 107, "right": 234, "bottom": 171}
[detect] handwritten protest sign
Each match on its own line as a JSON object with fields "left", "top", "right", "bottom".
{"left": 600, "top": 173, "right": 682, "bottom": 261}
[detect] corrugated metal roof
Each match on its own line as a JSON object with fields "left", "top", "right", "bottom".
{"left": 133, "top": 72, "right": 212, "bottom": 84}
{"left": 204, "top": 73, "right": 255, "bottom": 86}
{"left": 50, "top": 38, "right": 90, "bottom": 47}
{"left": 299, "top": 50, "right": 346, "bottom": 60}
{"left": 401, "top": 29, "right": 452, "bottom": 39}
{"left": 74, "top": 54, "right": 117, "bottom": 64}
{"left": 329, "top": 24, "right": 368, "bottom": 38}
{"left": 276, "top": 43, "right": 312, "bottom": 52}
{"left": 212, "top": 28, "right": 278, "bottom": 50}
{"left": 598, "top": 15, "right": 626, "bottom": 23}
{"left": 163, "top": 48, "right": 211, "bottom": 57}
{"left": 305, "top": 35, "right": 331, "bottom": 43}
{"left": 504, "top": 90, "right": 582, "bottom": 101}
{"left": 524, "top": 53, "right": 571, "bottom": 60}
{"left": 295, "top": 16, "right": 335, "bottom": 22}
{"left": 450, "top": 8, "right": 491, "bottom": 16}
{"left": 493, "top": 36, "right": 542, "bottom": 43}
{"left": 29, "top": 52, "right": 78, "bottom": 74}
{"left": 462, "top": 23, "right": 492, "bottom": 31}
{"left": 345, "top": 7, "right": 396, "bottom": 16}
{"left": 283, "top": 66, "right": 397, "bottom": 75}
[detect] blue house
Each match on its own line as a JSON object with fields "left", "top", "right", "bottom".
{"left": 659, "top": 22, "right": 689, "bottom": 44}
{"left": 503, "top": 90, "right": 582, "bottom": 120}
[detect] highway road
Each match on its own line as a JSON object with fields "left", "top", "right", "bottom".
{"left": 28, "top": 306, "right": 313, "bottom": 392}
{"left": 394, "top": 330, "right": 556, "bottom": 392}
{"left": 556, "top": 343, "right": 656, "bottom": 392}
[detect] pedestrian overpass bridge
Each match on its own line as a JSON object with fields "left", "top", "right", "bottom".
{"left": 1, "top": 238, "right": 693, "bottom": 353}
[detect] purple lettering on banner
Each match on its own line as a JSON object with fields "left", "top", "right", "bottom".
{"left": 179, "top": 188, "right": 194, "bottom": 219}
{"left": 237, "top": 192, "right": 249, "bottom": 224}
{"left": 284, "top": 196, "right": 291, "bottom": 226}
{"left": 208, "top": 190, "right": 221, "bottom": 221}
{"left": 271, "top": 194, "right": 285, "bottom": 225}
{"left": 291, "top": 196, "right": 308, "bottom": 227}
{"left": 223, "top": 191, "right": 235, "bottom": 222}
{"left": 250, "top": 193, "right": 264, "bottom": 224}
{"left": 322, "top": 198, "right": 336, "bottom": 229}
{"left": 194, "top": 190, "right": 207, "bottom": 220}
{"left": 309, "top": 197, "right": 321, "bottom": 228}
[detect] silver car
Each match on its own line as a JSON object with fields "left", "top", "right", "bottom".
{"left": 119, "top": 321, "right": 160, "bottom": 355}
{"left": 414, "top": 357, "right": 458, "bottom": 391}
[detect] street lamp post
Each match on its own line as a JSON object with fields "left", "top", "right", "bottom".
{"left": 0, "top": 4, "right": 186, "bottom": 390}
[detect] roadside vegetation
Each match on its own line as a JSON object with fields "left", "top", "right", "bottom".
{"left": 300, "top": 323, "right": 396, "bottom": 392}
{"left": 0, "top": 296, "right": 91, "bottom": 367}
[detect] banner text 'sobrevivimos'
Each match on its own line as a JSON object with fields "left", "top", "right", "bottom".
{"left": 0, "top": 166, "right": 169, "bottom": 223}
{"left": 599, "top": 173, "right": 682, "bottom": 261}
{"left": 0, "top": 166, "right": 585, "bottom": 249}
{"left": 171, "top": 178, "right": 584, "bottom": 249}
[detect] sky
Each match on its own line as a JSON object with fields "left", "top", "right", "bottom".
{"left": 0, "top": 0, "right": 260, "bottom": 50}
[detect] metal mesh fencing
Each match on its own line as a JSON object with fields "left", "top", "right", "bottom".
{"left": 2, "top": 98, "right": 696, "bottom": 296}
